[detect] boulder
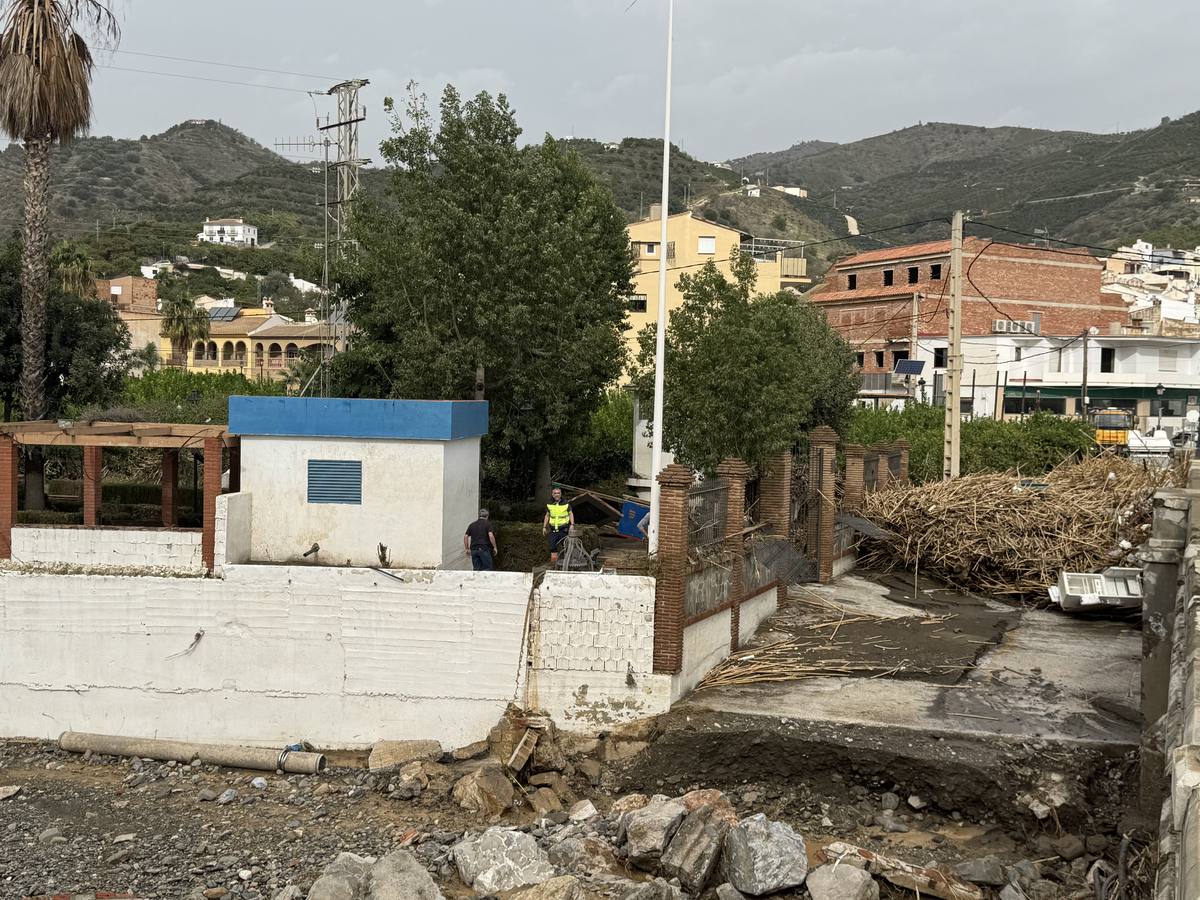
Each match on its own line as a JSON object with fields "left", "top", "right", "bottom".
{"left": 621, "top": 878, "right": 684, "bottom": 900}
{"left": 715, "top": 884, "right": 747, "bottom": 900}
{"left": 659, "top": 804, "right": 731, "bottom": 894}
{"left": 806, "top": 864, "right": 880, "bottom": 900}
{"left": 953, "top": 856, "right": 1006, "bottom": 887}
{"left": 453, "top": 740, "right": 491, "bottom": 761}
{"left": 548, "top": 836, "right": 622, "bottom": 877}
{"left": 568, "top": 799, "right": 598, "bottom": 822}
{"left": 530, "top": 787, "right": 563, "bottom": 816}
{"left": 371, "top": 849, "right": 446, "bottom": 900}
{"left": 308, "top": 852, "right": 376, "bottom": 900}
{"left": 529, "top": 771, "right": 573, "bottom": 801}
{"left": 624, "top": 797, "right": 688, "bottom": 870}
{"left": 501, "top": 875, "right": 584, "bottom": 900}
{"left": 723, "top": 814, "right": 809, "bottom": 896}
{"left": 611, "top": 793, "right": 651, "bottom": 815}
{"left": 452, "top": 765, "right": 515, "bottom": 817}
{"left": 577, "top": 759, "right": 604, "bottom": 785}
{"left": 454, "top": 827, "right": 556, "bottom": 894}
{"left": 368, "top": 740, "right": 442, "bottom": 773}
{"left": 678, "top": 788, "right": 738, "bottom": 825}
{"left": 271, "top": 888, "right": 304, "bottom": 900}
{"left": 1051, "top": 835, "right": 1085, "bottom": 862}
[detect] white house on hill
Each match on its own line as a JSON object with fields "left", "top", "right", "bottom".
{"left": 198, "top": 218, "right": 258, "bottom": 248}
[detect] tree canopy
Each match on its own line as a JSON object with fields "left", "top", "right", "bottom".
{"left": 631, "top": 255, "right": 859, "bottom": 474}
{"left": 333, "top": 84, "right": 635, "bottom": 496}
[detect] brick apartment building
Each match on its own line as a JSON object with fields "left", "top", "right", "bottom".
{"left": 806, "top": 238, "right": 1131, "bottom": 414}
{"left": 95, "top": 275, "right": 161, "bottom": 355}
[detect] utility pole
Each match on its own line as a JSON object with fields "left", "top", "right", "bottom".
{"left": 318, "top": 79, "right": 370, "bottom": 246}
{"left": 1080, "top": 329, "right": 1090, "bottom": 419}
{"left": 910, "top": 291, "right": 920, "bottom": 402}
{"left": 942, "top": 211, "right": 964, "bottom": 478}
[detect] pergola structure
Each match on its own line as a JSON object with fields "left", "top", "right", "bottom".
{"left": 0, "top": 421, "right": 240, "bottom": 572}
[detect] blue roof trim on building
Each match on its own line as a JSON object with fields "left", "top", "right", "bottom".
{"left": 228, "top": 397, "right": 488, "bottom": 441}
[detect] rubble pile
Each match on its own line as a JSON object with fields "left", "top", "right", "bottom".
{"left": 858, "top": 454, "right": 1180, "bottom": 599}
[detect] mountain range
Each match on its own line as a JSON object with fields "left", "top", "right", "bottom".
{"left": 1, "top": 113, "right": 1197, "bottom": 279}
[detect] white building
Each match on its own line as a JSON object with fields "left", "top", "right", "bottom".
{"left": 198, "top": 217, "right": 258, "bottom": 248}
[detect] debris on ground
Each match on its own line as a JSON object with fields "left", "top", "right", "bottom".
{"left": 857, "top": 454, "right": 1181, "bottom": 600}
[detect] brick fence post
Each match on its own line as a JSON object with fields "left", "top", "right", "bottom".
{"left": 894, "top": 438, "right": 911, "bottom": 484}
{"left": 808, "top": 426, "right": 838, "bottom": 583}
{"left": 227, "top": 440, "right": 241, "bottom": 493}
{"left": 875, "top": 442, "right": 892, "bottom": 492}
{"left": 82, "top": 446, "right": 103, "bottom": 527}
{"left": 717, "top": 457, "right": 751, "bottom": 652}
{"left": 843, "top": 443, "right": 865, "bottom": 512}
{"left": 161, "top": 449, "right": 179, "bottom": 528}
{"left": 653, "top": 463, "right": 693, "bottom": 674}
{"left": 0, "top": 436, "right": 16, "bottom": 559}
{"left": 202, "top": 437, "right": 223, "bottom": 574}
{"left": 758, "top": 450, "right": 792, "bottom": 536}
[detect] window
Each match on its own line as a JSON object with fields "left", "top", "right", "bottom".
{"left": 855, "top": 352, "right": 865, "bottom": 368}
{"left": 629, "top": 294, "right": 648, "bottom": 313}
{"left": 1100, "top": 347, "right": 1115, "bottom": 373}
{"left": 930, "top": 264, "right": 942, "bottom": 280}
{"left": 644, "top": 242, "right": 657, "bottom": 256}
{"left": 882, "top": 269, "right": 895, "bottom": 287}
{"left": 934, "top": 347, "right": 947, "bottom": 368}
{"left": 847, "top": 273, "right": 857, "bottom": 290}
{"left": 697, "top": 235, "right": 717, "bottom": 255}
{"left": 307, "top": 459, "right": 362, "bottom": 505}
{"left": 874, "top": 350, "right": 885, "bottom": 368}
{"left": 892, "top": 350, "right": 909, "bottom": 365}
{"left": 1160, "top": 348, "right": 1178, "bottom": 372}
{"left": 907, "top": 266, "right": 919, "bottom": 285}
{"left": 1014, "top": 347, "right": 1022, "bottom": 362}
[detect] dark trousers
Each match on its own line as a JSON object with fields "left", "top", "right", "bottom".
{"left": 471, "top": 547, "right": 494, "bottom": 571}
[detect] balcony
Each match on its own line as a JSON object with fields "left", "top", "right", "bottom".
{"left": 859, "top": 372, "right": 912, "bottom": 395}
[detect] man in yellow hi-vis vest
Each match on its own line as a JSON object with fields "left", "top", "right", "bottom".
{"left": 542, "top": 486, "right": 575, "bottom": 564}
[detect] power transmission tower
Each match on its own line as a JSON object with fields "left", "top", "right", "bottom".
{"left": 318, "top": 79, "right": 371, "bottom": 247}
{"left": 942, "top": 210, "right": 964, "bottom": 478}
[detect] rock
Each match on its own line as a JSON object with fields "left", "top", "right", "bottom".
{"left": 568, "top": 799, "right": 598, "bottom": 822}
{"left": 488, "top": 710, "right": 527, "bottom": 763}
{"left": 371, "top": 848, "right": 446, "bottom": 899}
{"left": 1052, "top": 834, "right": 1085, "bottom": 862}
{"left": 715, "top": 884, "right": 747, "bottom": 900}
{"left": 826, "top": 842, "right": 983, "bottom": 900}
{"left": 1029, "top": 881, "right": 1063, "bottom": 900}
{"left": 454, "top": 827, "right": 555, "bottom": 894}
{"left": 113, "top": 832, "right": 135, "bottom": 844}
{"left": 531, "top": 787, "right": 563, "bottom": 816}
{"left": 369, "top": 739, "right": 443, "bottom": 773}
{"left": 611, "top": 792, "right": 650, "bottom": 815}
{"left": 660, "top": 804, "right": 731, "bottom": 894}
{"left": 532, "top": 728, "right": 569, "bottom": 773}
{"left": 0, "top": 786, "right": 20, "bottom": 801}
{"left": 999, "top": 886, "right": 1024, "bottom": 900}
{"left": 723, "top": 814, "right": 808, "bottom": 896}
{"left": 907, "top": 795, "right": 927, "bottom": 810}
{"left": 501, "top": 875, "right": 584, "bottom": 900}
{"left": 314, "top": 782, "right": 334, "bottom": 796}
{"left": 452, "top": 765, "right": 515, "bottom": 817}
{"left": 548, "top": 836, "right": 621, "bottom": 876}
{"left": 621, "top": 878, "right": 684, "bottom": 899}
{"left": 216, "top": 788, "right": 238, "bottom": 805}
{"left": 1085, "top": 835, "right": 1109, "bottom": 854}
{"left": 806, "top": 864, "right": 880, "bottom": 900}
{"left": 624, "top": 796, "right": 688, "bottom": 870}
{"left": 251, "top": 776, "right": 268, "bottom": 790}
{"left": 880, "top": 792, "right": 900, "bottom": 811}
{"left": 308, "top": 851, "right": 376, "bottom": 900}
{"left": 453, "top": 740, "right": 491, "bottom": 761}
{"left": 272, "top": 888, "right": 304, "bottom": 900}
{"left": 105, "top": 848, "right": 132, "bottom": 865}
{"left": 389, "top": 777, "right": 423, "bottom": 801}
{"left": 38, "top": 827, "right": 63, "bottom": 844}
{"left": 1007, "top": 860, "right": 1041, "bottom": 891}
{"left": 197, "top": 788, "right": 218, "bottom": 802}
{"left": 203, "top": 890, "right": 229, "bottom": 899}
{"left": 529, "top": 771, "right": 572, "bottom": 801}
{"left": 953, "top": 856, "right": 1006, "bottom": 886}
{"left": 678, "top": 788, "right": 738, "bottom": 824}
{"left": 577, "top": 759, "right": 603, "bottom": 785}
{"left": 601, "top": 738, "right": 649, "bottom": 762}
{"left": 239, "top": 868, "right": 253, "bottom": 881}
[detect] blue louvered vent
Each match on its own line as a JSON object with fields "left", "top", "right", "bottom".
{"left": 307, "top": 459, "right": 362, "bottom": 504}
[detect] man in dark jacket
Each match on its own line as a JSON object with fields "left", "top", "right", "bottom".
{"left": 464, "top": 509, "right": 499, "bottom": 571}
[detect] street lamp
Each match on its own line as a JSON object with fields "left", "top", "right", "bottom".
{"left": 917, "top": 378, "right": 927, "bottom": 404}
{"left": 1156, "top": 383, "right": 1166, "bottom": 432}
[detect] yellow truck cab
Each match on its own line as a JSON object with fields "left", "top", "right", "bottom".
{"left": 1090, "top": 408, "right": 1134, "bottom": 452}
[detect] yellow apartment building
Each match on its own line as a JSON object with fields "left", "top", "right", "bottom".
{"left": 624, "top": 207, "right": 809, "bottom": 359}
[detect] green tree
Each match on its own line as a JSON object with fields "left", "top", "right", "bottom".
{"left": 49, "top": 238, "right": 94, "bottom": 296}
{"left": 335, "top": 84, "right": 635, "bottom": 499}
{"left": 631, "top": 254, "right": 859, "bottom": 473}
{"left": 159, "top": 293, "right": 209, "bottom": 361}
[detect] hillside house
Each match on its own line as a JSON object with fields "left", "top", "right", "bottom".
{"left": 198, "top": 217, "right": 258, "bottom": 247}
{"left": 95, "top": 275, "right": 161, "bottom": 355}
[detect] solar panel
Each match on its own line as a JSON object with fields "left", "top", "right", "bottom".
{"left": 207, "top": 306, "right": 239, "bottom": 322}
{"left": 893, "top": 359, "right": 925, "bottom": 376}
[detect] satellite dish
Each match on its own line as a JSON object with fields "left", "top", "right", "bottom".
{"left": 1088, "top": 326, "right": 1100, "bottom": 336}
{"left": 1187, "top": 410, "right": 1199, "bottom": 424}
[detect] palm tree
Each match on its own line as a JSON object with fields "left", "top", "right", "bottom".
{"left": 159, "top": 294, "right": 210, "bottom": 365}
{"left": 0, "top": 0, "right": 118, "bottom": 422}
{"left": 50, "top": 238, "right": 94, "bottom": 296}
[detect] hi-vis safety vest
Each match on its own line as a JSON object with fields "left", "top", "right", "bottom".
{"left": 547, "top": 502, "right": 571, "bottom": 528}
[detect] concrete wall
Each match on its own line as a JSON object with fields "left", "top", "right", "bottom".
{"left": 739, "top": 587, "right": 777, "bottom": 646}
{"left": 672, "top": 610, "right": 733, "bottom": 703}
{"left": 240, "top": 435, "right": 477, "bottom": 569}
{"left": 0, "top": 566, "right": 529, "bottom": 748}
{"left": 214, "top": 492, "right": 253, "bottom": 569}
{"left": 9, "top": 526, "right": 204, "bottom": 574}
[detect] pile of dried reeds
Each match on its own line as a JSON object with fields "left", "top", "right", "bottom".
{"left": 857, "top": 454, "right": 1183, "bottom": 600}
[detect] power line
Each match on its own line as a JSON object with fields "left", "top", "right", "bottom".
{"left": 110, "top": 48, "right": 341, "bottom": 82}
{"left": 967, "top": 221, "right": 1200, "bottom": 262}
{"left": 96, "top": 64, "right": 316, "bottom": 94}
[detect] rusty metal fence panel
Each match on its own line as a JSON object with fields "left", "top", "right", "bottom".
{"left": 790, "top": 456, "right": 810, "bottom": 549}
{"left": 864, "top": 455, "right": 879, "bottom": 493}
{"left": 687, "top": 481, "right": 728, "bottom": 550}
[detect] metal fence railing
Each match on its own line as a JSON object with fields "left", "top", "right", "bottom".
{"left": 688, "top": 481, "right": 729, "bottom": 550}
{"left": 790, "top": 456, "right": 810, "bottom": 548}
{"left": 864, "top": 454, "right": 879, "bottom": 493}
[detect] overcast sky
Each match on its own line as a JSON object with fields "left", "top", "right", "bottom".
{"left": 87, "top": 0, "right": 1198, "bottom": 164}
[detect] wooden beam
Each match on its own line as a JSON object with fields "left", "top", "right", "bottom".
{"left": 0, "top": 420, "right": 59, "bottom": 434}
{"left": 12, "top": 434, "right": 236, "bottom": 449}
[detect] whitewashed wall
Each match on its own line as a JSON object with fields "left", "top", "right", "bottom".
{"left": 214, "top": 492, "right": 253, "bottom": 569}
{"left": 738, "top": 587, "right": 778, "bottom": 646}
{"left": 0, "top": 566, "right": 529, "bottom": 748}
{"left": 9, "top": 526, "right": 204, "bottom": 574}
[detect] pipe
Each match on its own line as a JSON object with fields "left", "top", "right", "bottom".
{"left": 59, "top": 731, "right": 326, "bottom": 775}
